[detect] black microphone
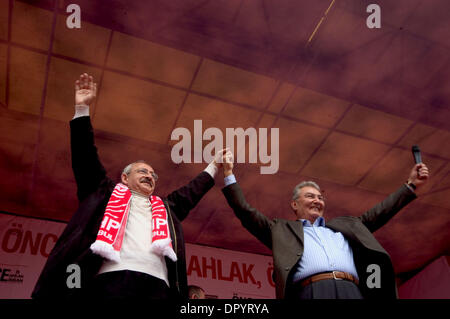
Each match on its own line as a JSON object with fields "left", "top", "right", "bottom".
{"left": 412, "top": 145, "right": 422, "bottom": 164}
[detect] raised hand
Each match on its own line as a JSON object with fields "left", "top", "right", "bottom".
{"left": 222, "top": 148, "right": 234, "bottom": 177}
{"left": 75, "top": 73, "right": 97, "bottom": 106}
{"left": 211, "top": 148, "right": 234, "bottom": 177}
{"left": 212, "top": 148, "right": 230, "bottom": 168}
{"left": 408, "top": 163, "right": 429, "bottom": 190}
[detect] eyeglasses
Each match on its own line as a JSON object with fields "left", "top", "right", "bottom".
{"left": 136, "top": 168, "right": 158, "bottom": 181}
{"left": 303, "top": 193, "right": 324, "bottom": 201}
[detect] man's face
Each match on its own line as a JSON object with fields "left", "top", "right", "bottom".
{"left": 121, "top": 162, "right": 157, "bottom": 196}
{"left": 291, "top": 186, "right": 325, "bottom": 223}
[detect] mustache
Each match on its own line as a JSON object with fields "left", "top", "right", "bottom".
{"left": 140, "top": 177, "right": 154, "bottom": 186}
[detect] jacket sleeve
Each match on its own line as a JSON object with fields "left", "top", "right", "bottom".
{"left": 166, "top": 171, "right": 215, "bottom": 221}
{"left": 359, "top": 184, "right": 417, "bottom": 233}
{"left": 70, "top": 116, "right": 107, "bottom": 201}
{"left": 222, "top": 183, "right": 272, "bottom": 249}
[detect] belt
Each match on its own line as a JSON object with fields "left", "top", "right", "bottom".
{"left": 300, "top": 271, "right": 359, "bottom": 287}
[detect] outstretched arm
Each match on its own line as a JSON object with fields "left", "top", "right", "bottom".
{"left": 221, "top": 150, "right": 273, "bottom": 249}
{"left": 70, "top": 73, "right": 107, "bottom": 201}
{"left": 165, "top": 149, "right": 230, "bottom": 221}
{"left": 360, "top": 163, "right": 429, "bottom": 232}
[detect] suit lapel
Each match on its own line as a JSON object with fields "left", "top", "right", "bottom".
{"left": 326, "top": 217, "right": 388, "bottom": 254}
{"left": 286, "top": 220, "right": 304, "bottom": 244}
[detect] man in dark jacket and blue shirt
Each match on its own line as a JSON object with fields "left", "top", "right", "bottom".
{"left": 219, "top": 147, "right": 429, "bottom": 299}
{"left": 32, "top": 73, "right": 224, "bottom": 300}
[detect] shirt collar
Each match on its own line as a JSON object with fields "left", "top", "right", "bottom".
{"left": 300, "top": 216, "right": 325, "bottom": 227}
{"left": 130, "top": 189, "right": 149, "bottom": 199}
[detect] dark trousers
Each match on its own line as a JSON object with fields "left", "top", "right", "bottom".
{"left": 286, "top": 279, "right": 364, "bottom": 299}
{"left": 87, "top": 270, "right": 171, "bottom": 299}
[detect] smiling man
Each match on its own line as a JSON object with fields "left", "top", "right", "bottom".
{"left": 220, "top": 149, "right": 429, "bottom": 299}
{"left": 290, "top": 181, "right": 325, "bottom": 222}
{"left": 32, "top": 73, "right": 225, "bottom": 300}
{"left": 122, "top": 161, "right": 158, "bottom": 196}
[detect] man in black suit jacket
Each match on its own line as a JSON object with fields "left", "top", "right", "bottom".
{"left": 32, "top": 74, "right": 224, "bottom": 299}
{"left": 219, "top": 149, "right": 429, "bottom": 299}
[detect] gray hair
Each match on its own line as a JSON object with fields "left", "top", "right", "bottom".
{"left": 291, "top": 181, "right": 321, "bottom": 201}
{"left": 122, "top": 160, "right": 150, "bottom": 175}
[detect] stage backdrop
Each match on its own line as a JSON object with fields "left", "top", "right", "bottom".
{"left": 0, "top": 212, "right": 275, "bottom": 299}
{"left": 398, "top": 256, "right": 450, "bottom": 299}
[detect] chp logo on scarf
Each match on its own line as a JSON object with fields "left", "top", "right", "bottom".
{"left": 151, "top": 200, "right": 170, "bottom": 240}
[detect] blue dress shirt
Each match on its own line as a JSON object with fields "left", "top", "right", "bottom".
{"left": 291, "top": 217, "right": 359, "bottom": 282}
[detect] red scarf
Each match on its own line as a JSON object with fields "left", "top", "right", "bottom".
{"left": 90, "top": 183, "right": 177, "bottom": 262}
